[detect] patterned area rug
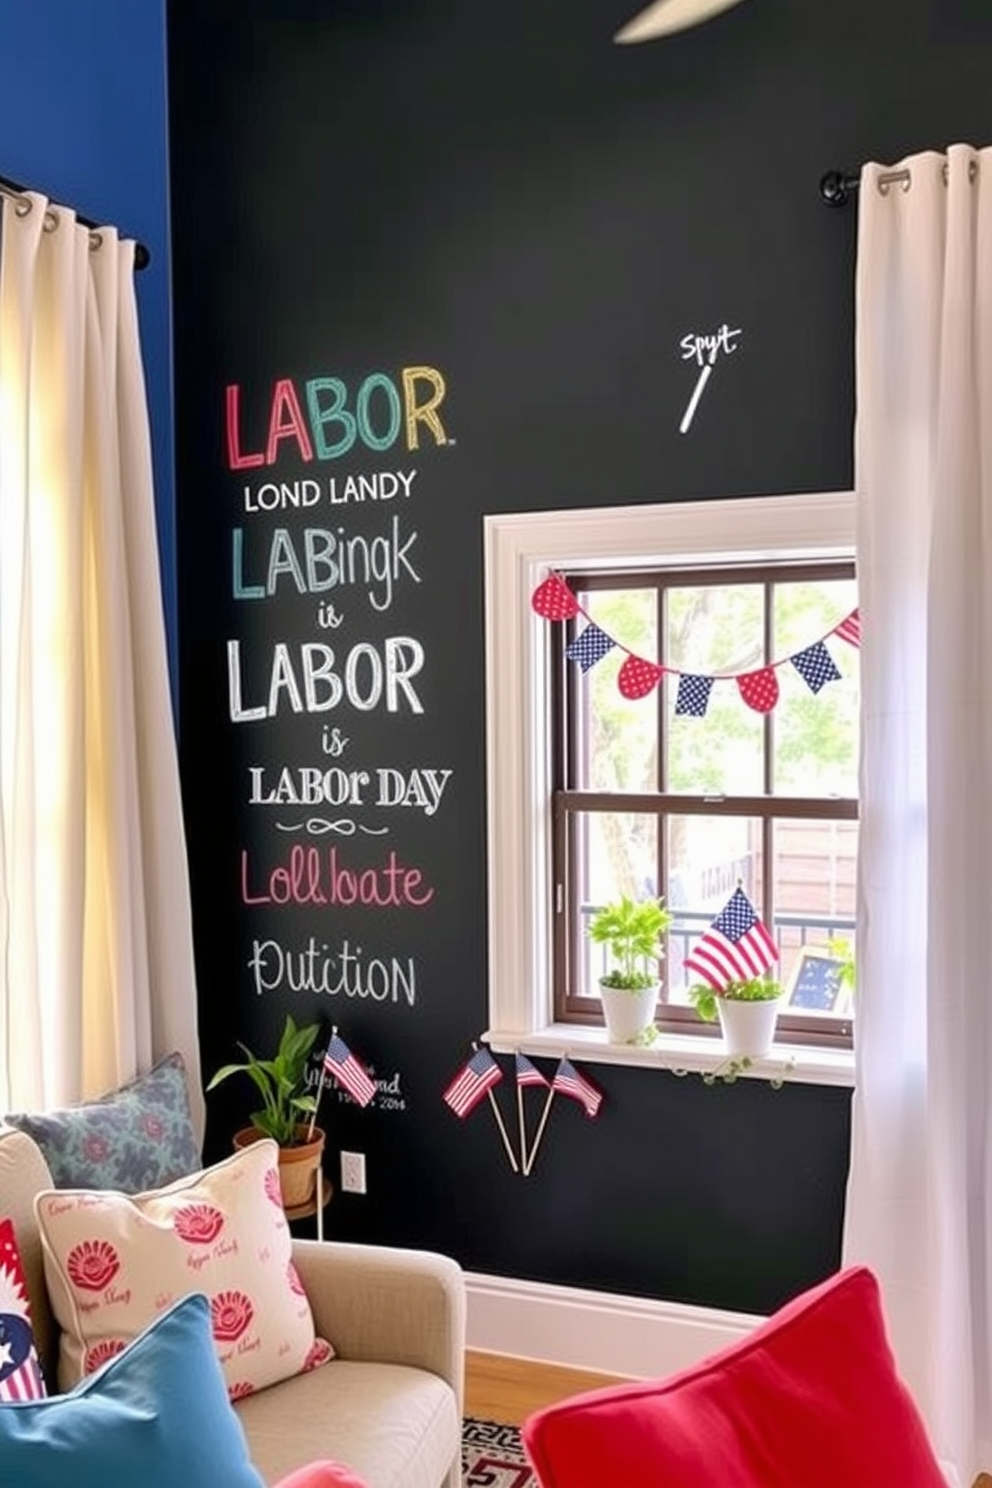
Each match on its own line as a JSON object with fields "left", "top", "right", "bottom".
{"left": 463, "top": 1417, "right": 538, "bottom": 1487}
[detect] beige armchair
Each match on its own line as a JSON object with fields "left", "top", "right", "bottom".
{"left": 0, "top": 1125, "right": 464, "bottom": 1488}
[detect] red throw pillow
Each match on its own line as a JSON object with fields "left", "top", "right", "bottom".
{"left": 0, "top": 1216, "right": 47, "bottom": 1401}
{"left": 273, "top": 1465, "right": 370, "bottom": 1488}
{"left": 522, "top": 1266, "right": 946, "bottom": 1488}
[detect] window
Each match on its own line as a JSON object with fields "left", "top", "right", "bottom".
{"left": 484, "top": 490, "right": 857, "bottom": 1081}
{"left": 551, "top": 563, "right": 857, "bottom": 1048}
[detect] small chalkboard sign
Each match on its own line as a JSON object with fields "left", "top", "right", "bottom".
{"left": 786, "top": 948, "right": 850, "bottom": 1014}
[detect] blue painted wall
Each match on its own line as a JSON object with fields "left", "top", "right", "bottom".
{"left": 0, "top": 0, "right": 177, "bottom": 702}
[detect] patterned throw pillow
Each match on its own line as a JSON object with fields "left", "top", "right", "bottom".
{"left": 5, "top": 1052, "right": 201, "bottom": 1193}
{"left": 0, "top": 1217, "right": 46, "bottom": 1401}
{"left": 35, "top": 1138, "right": 333, "bottom": 1400}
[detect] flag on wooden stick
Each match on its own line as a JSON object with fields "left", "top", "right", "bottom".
{"left": 526, "top": 1056, "right": 603, "bottom": 1175}
{"left": 323, "top": 1033, "right": 376, "bottom": 1108}
{"left": 444, "top": 1045, "right": 518, "bottom": 1171}
{"left": 551, "top": 1057, "right": 603, "bottom": 1118}
{"left": 443, "top": 1047, "right": 502, "bottom": 1117}
{"left": 515, "top": 1053, "right": 549, "bottom": 1175}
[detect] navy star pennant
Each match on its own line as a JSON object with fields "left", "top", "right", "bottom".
{"left": 565, "top": 624, "right": 615, "bottom": 672}
{"left": 675, "top": 674, "right": 715, "bottom": 716}
{"left": 791, "top": 641, "right": 842, "bottom": 694}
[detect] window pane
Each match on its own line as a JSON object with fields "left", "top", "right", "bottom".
{"left": 665, "top": 585, "right": 764, "bottom": 794}
{"left": 575, "top": 810, "right": 659, "bottom": 997}
{"left": 772, "top": 580, "right": 859, "bottom": 797}
{"left": 574, "top": 589, "right": 657, "bottom": 792}
{"left": 773, "top": 817, "right": 857, "bottom": 1012}
{"left": 665, "top": 814, "right": 766, "bottom": 1004}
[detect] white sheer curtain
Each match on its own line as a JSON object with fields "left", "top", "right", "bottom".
{"left": 844, "top": 143, "right": 992, "bottom": 1487}
{"left": 0, "top": 191, "right": 202, "bottom": 1136}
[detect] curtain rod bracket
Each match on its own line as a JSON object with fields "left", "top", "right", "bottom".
{"left": 819, "top": 170, "right": 859, "bottom": 207}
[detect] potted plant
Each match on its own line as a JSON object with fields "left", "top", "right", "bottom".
{"left": 688, "top": 975, "right": 784, "bottom": 1058}
{"left": 586, "top": 895, "right": 673, "bottom": 1043}
{"left": 206, "top": 1014, "right": 325, "bottom": 1211}
{"left": 828, "top": 936, "right": 856, "bottom": 1000}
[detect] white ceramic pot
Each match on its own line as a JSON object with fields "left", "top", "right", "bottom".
{"left": 600, "top": 982, "right": 659, "bottom": 1043}
{"left": 716, "top": 996, "right": 782, "bottom": 1058}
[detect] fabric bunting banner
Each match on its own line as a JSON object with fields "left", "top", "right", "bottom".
{"left": 833, "top": 610, "right": 861, "bottom": 647}
{"left": 675, "top": 674, "right": 715, "bottom": 717}
{"left": 565, "top": 624, "right": 615, "bottom": 672}
{"left": 531, "top": 573, "right": 860, "bottom": 717}
{"left": 791, "top": 641, "right": 842, "bottom": 694}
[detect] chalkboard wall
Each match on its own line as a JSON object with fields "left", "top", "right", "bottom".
{"left": 167, "top": 0, "right": 992, "bottom": 1316}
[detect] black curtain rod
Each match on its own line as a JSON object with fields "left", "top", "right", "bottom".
{"left": 821, "top": 163, "right": 924, "bottom": 205}
{"left": 0, "top": 171, "right": 150, "bottom": 270}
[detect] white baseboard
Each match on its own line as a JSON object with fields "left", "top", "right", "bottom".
{"left": 465, "top": 1271, "right": 763, "bottom": 1380}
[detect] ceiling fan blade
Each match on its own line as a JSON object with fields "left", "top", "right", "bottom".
{"left": 614, "top": 0, "right": 749, "bottom": 44}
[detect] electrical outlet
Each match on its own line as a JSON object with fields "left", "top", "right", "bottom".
{"left": 340, "top": 1150, "right": 367, "bottom": 1195}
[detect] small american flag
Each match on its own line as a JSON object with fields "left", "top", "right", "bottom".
{"left": 323, "top": 1034, "right": 376, "bottom": 1108}
{"left": 443, "top": 1048, "right": 502, "bottom": 1118}
{"left": 833, "top": 608, "right": 861, "bottom": 648}
{"left": 515, "top": 1053, "right": 548, "bottom": 1090}
{"left": 552, "top": 1058, "right": 602, "bottom": 1118}
{"left": 683, "top": 886, "right": 779, "bottom": 991}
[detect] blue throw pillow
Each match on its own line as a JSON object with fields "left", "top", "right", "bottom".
{"left": 4, "top": 1051, "right": 201, "bottom": 1193}
{"left": 0, "top": 1292, "right": 265, "bottom": 1488}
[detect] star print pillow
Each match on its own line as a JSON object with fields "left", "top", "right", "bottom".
{"left": 0, "top": 1217, "right": 47, "bottom": 1401}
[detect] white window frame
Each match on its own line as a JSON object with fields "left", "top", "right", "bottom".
{"left": 483, "top": 491, "right": 857, "bottom": 1088}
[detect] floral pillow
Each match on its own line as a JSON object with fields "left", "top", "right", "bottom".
{"left": 0, "top": 1217, "right": 46, "bottom": 1400}
{"left": 35, "top": 1138, "right": 332, "bottom": 1400}
{"left": 5, "top": 1052, "right": 201, "bottom": 1193}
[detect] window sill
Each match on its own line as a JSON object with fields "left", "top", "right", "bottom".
{"left": 485, "top": 1023, "right": 855, "bottom": 1089}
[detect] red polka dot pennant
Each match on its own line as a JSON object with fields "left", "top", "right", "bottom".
{"left": 618, "top": 655, "right": 665, "bottom": 699}
{"left": 737, "top": 667, "right": 780, "bottom": 713}
{"left": 529, "top": 574, "right": 859, "bottom": 718}
{"left": 531, "top": 575, "right": 579, "bottom": 621}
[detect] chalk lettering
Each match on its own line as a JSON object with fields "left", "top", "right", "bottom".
{"left": 321, "top": 727, "right": 349, "bottom": 757}
{"left": 231, "top": 516, "right": 420, "bottom": 612}
{"left": 680, "top": 323, "right": 742, "bottom": 367}
{"left": 240, "top": 845, "right": 434, "bottom": 908}
{"left": 248, "top": 935, "right": 418, "bottom": 1006}
{"left": 249, "top": 766, "right": 369, "bottom": 806}
{"left": 375, "top": 767, "right": 452, "bottom": 817}
{"left": 327, "top": 469, "right": 417, "bottom": 503}
{"left": 241, "top": 479, "right": 322, "bottom": 513}
{"left": 226, "top": 636, "right": 425, "bottom": 720}
{"left": 225, "top": 370, "right": 447, "bottom": 469}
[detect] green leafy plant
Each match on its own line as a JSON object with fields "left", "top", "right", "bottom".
{"left": 827, "top": 936, "right": 856, "bottom": 994}
{"left": 587, "top": 895, "right": 673, "bottom": 990}
{"left": 687, "top": 975, "right": 783, "bottom": 1024}
{"left": 206, "top": 1014, "right": 320, "bottom": 1146}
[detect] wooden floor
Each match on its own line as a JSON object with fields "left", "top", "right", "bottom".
{"left": 465, "top": 1350, "right": 992, "bottom": 1488}
{"left": 464, "top": 1349, "right": 628, "bottom": 1426}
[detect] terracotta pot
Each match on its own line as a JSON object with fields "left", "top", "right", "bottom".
{"left": 233, "top": 1125, "right": 326, "bottom": 1210}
